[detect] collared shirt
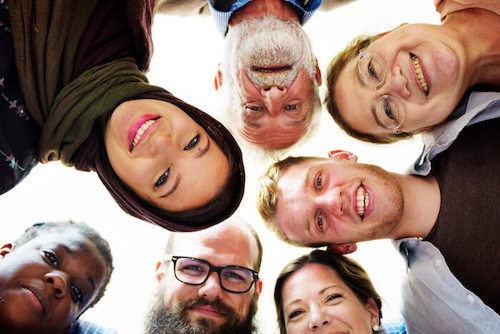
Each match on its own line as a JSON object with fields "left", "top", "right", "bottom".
{"left": 411, "top": 91, "right": 500, "bottom": 176}
{"left": 394, "top": 238, "right": 500, "bottom": 334}
{"left": 207, "top": 0, "right": 322, "bottom": 36}
{"left": 66, "top": 320, "right": 119, "bottom": 334}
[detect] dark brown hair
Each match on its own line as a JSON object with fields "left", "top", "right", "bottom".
{"left": 274, "top": 250, "right": 382, "bottom": 334}
{"left": 74, "top": 92, "right": 245, "bottom": 232}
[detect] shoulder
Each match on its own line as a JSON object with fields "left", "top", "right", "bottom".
{"left": 156, "top": 0, "right": 210, "bottom": 16}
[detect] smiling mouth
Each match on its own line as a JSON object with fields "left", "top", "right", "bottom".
{"left": 130, "top": 118, "right": 157, "bottom": 151}
{"left": 191, "top": 305, "right": 225, "bottom": 318}
{"left": 410, "top": 54, "right": 429, "bottom": 95}
{"left": 356, "top": 185, "right": 369, "bottom": 219}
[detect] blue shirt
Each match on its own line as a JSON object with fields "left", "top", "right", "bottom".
{"left": 382, "top": 317, "right": 407, "bottom": 334}
{"left": 207, "top": 0, "right": 322, "bottom": 36}
{"left": 395, "top": 238, "right": 500, "bottom": 334}
{"left": 66, "top": 320, "right": 118, "bottom": 334}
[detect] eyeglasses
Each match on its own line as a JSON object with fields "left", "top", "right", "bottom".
{"left": 171, "top": 256, "right": 259, "bottom": 294}
{"left": 357, "top": 51, "right": 405, "bottom": 132}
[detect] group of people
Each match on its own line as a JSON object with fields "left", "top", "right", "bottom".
{"left": 1, "top": 0, "right": 499, "bottom": 333}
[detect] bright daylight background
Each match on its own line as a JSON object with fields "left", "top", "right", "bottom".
{"left": 0, "top": 0, "right": 440, "bottom": 333}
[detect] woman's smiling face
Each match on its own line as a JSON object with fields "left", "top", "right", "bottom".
{"left": 105, "top": 99, "right": 230, "bottom": 212}
{"left": 334, "top": 23, "right": 466, "bottom": 139}
{"left": 281, "top": 263, "right": 379, "bottom": 334}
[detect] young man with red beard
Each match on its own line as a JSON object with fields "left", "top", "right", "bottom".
{"left": 145, "top": 219, "right": 263, "bottom": 334}
{"left": 258, "top": 117, "right": 500, "bottom": 333}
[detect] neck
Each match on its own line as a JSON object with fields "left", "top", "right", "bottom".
{"left": 444, "top": 9, "right": 500, "bottom": 90}
{"left": 228, "top": 0, "right": 299, "bottom": 27}
{"left": 389, "top": 174, "right": 440, "bottom": 239}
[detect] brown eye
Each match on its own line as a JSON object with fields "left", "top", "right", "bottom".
{"left": 184, "top": 135, "right": 200, "bottom": 151}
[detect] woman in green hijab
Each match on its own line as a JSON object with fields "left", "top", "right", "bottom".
{"left": 1, "top": 0, "right": 245, "bottom": 231}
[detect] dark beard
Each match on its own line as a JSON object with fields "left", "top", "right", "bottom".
{"left": 145, "top": 294, "right": 258, "bottom": 334}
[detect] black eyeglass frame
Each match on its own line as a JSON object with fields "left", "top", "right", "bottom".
{"left": 171, "top": 256, "right": 259, "bottom": 294}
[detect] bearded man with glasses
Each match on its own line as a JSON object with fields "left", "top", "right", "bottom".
{"left": 145, "top": 218, "right": 263, "bottom": 334}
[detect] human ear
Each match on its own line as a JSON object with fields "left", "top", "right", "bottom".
{"left": 0, "top": 243, "right": 13, "bottom": 257}
{"left": 326, "top": 243, "right": 357, "bottom": 254}
{"left": 155, "top": 261, "right": 165, "bottom": 283}
{"left": 214, "top": 65, "right": 223, "bottom": 91}
{"left": 365, "top": 297, "right": 381, "bottom": 329}
{"left": 256, "top": 280, "right": 263, "bottom": 297}
{"left": 328, "top": 150, "right": 358, "bottom": 162}
{"left": 376, "top": 22, "right": 408, "bottom": 38}
{"left": 315, "top": 58, "right": 322, "bottom": 86}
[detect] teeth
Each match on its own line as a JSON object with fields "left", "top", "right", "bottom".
{"left": 411, "top": 55, "right": 429, "bottom": 94}
{"left": 356, "top": 186, "right": 369, "bottom": 219}
{"left": 131, "top": 119, "right": 155, "bottom": 151}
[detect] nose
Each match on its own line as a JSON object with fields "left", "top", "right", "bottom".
{"left": 261, "top": 86, "right": 287, "bottom": 116}
{"left": 383, "top": 65, "right": 410, "bottom": 99}
{"left": 315, "top": 186, "right": 343, "bottom": 217}
{"left": 45, "top": 272, "right": 68, "bottom": 299}
{"left": 197, "top": 272, "right": 224, "bottom": 301}
{"left": 309, "top": 305, "right": 331, "bottom": 330}
{"left": 148, "top": 133, "right": 174, "bottom": 157}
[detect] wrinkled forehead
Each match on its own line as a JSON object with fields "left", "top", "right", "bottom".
{"left": 239, "top": 118, "right": 311, "bottom": 150}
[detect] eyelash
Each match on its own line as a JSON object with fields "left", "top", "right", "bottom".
{"left": 326, "top": 294, "right": 342, "bottom": 302}
{"left": 42, "top": 250, "right": 59, "bottom": 267}
{"left": 317, "top": 215, "right": 324, "bottom": 231}
{"left": 288, "top": 309, "right": 304, "bottom": 320}
{"left": 155, "top": 167, "right": 170, "bottom": 187}
{"left": 184, "top": 134, "right": 200, "bottom": 151}
{"left": 316, "top": 174, "right": 323, "bottom": 191}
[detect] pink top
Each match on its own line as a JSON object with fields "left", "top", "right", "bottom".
{"left": 434, "top": 0, "right": 500, "bottom": 20}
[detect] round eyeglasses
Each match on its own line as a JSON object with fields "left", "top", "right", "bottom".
{"left": 357, "top": 51, "right": 405, "bottom": 132}
{"left": 171, "top": 256, "right": 259, "bottom": 294}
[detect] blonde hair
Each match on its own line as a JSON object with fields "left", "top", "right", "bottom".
{"left": 257, "top": 156, "right": 324, "bottom": 247}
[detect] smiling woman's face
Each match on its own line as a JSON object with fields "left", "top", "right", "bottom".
{"left": 105, "top": 99, "right": 230, "bottom": 212}
{"left": 281, "top": 263, "right": 378, "bottom": 334}
{"left": 334, "top": 23, "right": 466, "bottom": 139}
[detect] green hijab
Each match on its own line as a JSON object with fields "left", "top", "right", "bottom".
{"left": 9, "top": 0, "right": 164, "bottom": 165}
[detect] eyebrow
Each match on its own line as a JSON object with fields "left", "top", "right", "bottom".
{"left": 161, "top": 176, "right": 180, "bottom": 198}
{"left": 87, "top": 275, "right": 96, "bottom": 292}
{"left": 61, "top": 245, "right": 74, "bottom": 255}
{"left": 303, "top": 166, "right": 316, "bottom": 240}
{"left": 285, "top": 285, "right": 341, "bottom": 308}
{"left": 371, "top": 105, "right": 386, "bottom": 128}
{"left": 286, "top": 114, "right": 308, "bottom": 127}
{"left": 354, "top": 62, "right": 386, "bottom": 129}
{"left": 194, "top": 137, "right": 210, "bottom": 159}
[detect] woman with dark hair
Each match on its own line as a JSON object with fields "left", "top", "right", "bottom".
{"left": 274, "top": 250, "right": 406, "bottom": 334}
{"left": 0, "top": 0, "right": 245, "bottom": 231}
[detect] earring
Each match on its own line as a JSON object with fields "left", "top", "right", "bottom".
{"left": 373, "top": 324, "right": 380, "bottom": 331}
